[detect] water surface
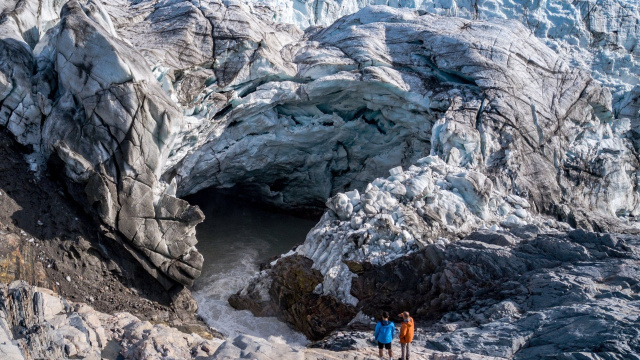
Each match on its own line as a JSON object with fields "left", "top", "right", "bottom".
{"left": 187, "top": 190, "right": 317, "bottom": 345}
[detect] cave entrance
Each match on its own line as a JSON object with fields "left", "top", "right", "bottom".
{"left": 185, "top": 187, "right": 319, "bottom": 342}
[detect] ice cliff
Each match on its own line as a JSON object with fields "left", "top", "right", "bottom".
{"left": 2, "top": 0, "right": 639, "bottom": 287}
{"left": 1, "top": 0, "right": 204, "bottom": 287}
{"left": 242, "top": 0, "right": 639, "bottom": 121}
{"left": 1, "top": 0, "right": 640, "bottom": 352}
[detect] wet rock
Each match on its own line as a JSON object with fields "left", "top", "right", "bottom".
{"left": 230, "top": 255, "right": 356, "bottom": 340}
{"left": 228, "top": 271, "right": 277, "bottom": 318}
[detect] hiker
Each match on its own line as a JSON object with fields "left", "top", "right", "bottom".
{"left": 397, "top": 311, "right": 414, "bottom": 360}
{"left": 374, "top": 311, "right": 396, "bottom": 360}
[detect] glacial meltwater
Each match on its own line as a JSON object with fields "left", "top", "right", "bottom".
{"left": 187, "top": 190, "right": 318, "bottom": 345}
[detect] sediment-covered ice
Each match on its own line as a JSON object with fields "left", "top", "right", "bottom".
{"left": 103, "top": 3, "right": 640, "bottom": 220}
{"left": 1, "top": 0, "right": 205, "bottom": 287}
{"left": 1, "top": 0, "right": 639, "bottom": 314}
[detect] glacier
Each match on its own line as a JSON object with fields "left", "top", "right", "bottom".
{"left": 1, "top": 0, "right": 638, "bottom": 304}
{"left": 0, "top": 0, "right": 640, "bottom": 358}
{"left": 242, "top": 0, "right": 640, "bottom": 122}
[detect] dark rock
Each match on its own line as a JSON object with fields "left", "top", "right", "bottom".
{"left": 343, "top": 260, "right": 373, "bottom": 275}
{"left": 230, "top": 255, "right": 357, "bottom": 340}
{"left": 351, "top": 230, "right": 640, "bottom": 358}
{"left": 351, "top": 244, "right": 445, "bottom": 318}
{"left": 465, "top": 230, "right": 518, "bottom": 247}
{"left": 309, "top": 331, "right": 371, "bottom": 352}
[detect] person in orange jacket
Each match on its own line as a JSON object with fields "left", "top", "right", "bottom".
{"left": 397, "top": 311, "right": 414, "bottom": 360}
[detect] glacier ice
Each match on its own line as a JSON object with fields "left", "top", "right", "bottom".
{"left": 1, "top": 0, "right": 639, "bottom": 299}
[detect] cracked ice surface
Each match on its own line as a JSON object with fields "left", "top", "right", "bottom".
{"left": 1, "top": 0, "right": 640, "bottom": 294}
{"left": 1, "top": 0, "right": 205, "bottom": 287}
{"left": 240, "top": 0, "right": 640, "bottom": 121}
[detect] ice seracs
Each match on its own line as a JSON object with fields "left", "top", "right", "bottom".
{"left": 298, "top": 156, "right": 565, "bottom": 304}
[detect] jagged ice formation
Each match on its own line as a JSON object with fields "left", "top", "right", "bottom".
{"left": 0, "top": 1, "right": 639, "bottom": 349}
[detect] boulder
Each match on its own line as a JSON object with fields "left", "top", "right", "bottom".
{"left": 230, "top": 255, "right": 357, "bottom": 340}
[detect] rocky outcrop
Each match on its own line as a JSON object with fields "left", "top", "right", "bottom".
{"left": 235, "top": 228, "right": 640, "bottom": 358}
{"left": 395, "top": 228, "right": 640, "bottom": 359}
{"left": 229, "top": 255, "right": 357, "bottom": 340}
{"left": 0, "top": 281, "right": 222, "bottom": 360}
{"left": 210, "top": 334, "right": 307, "bottom": 360}
{"left": 0, "top": 281, "right": 465, "bottom": 360}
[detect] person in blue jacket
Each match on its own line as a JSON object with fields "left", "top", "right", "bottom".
{"left": 374, "top": 311, "right": 396, "bottom": 359}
